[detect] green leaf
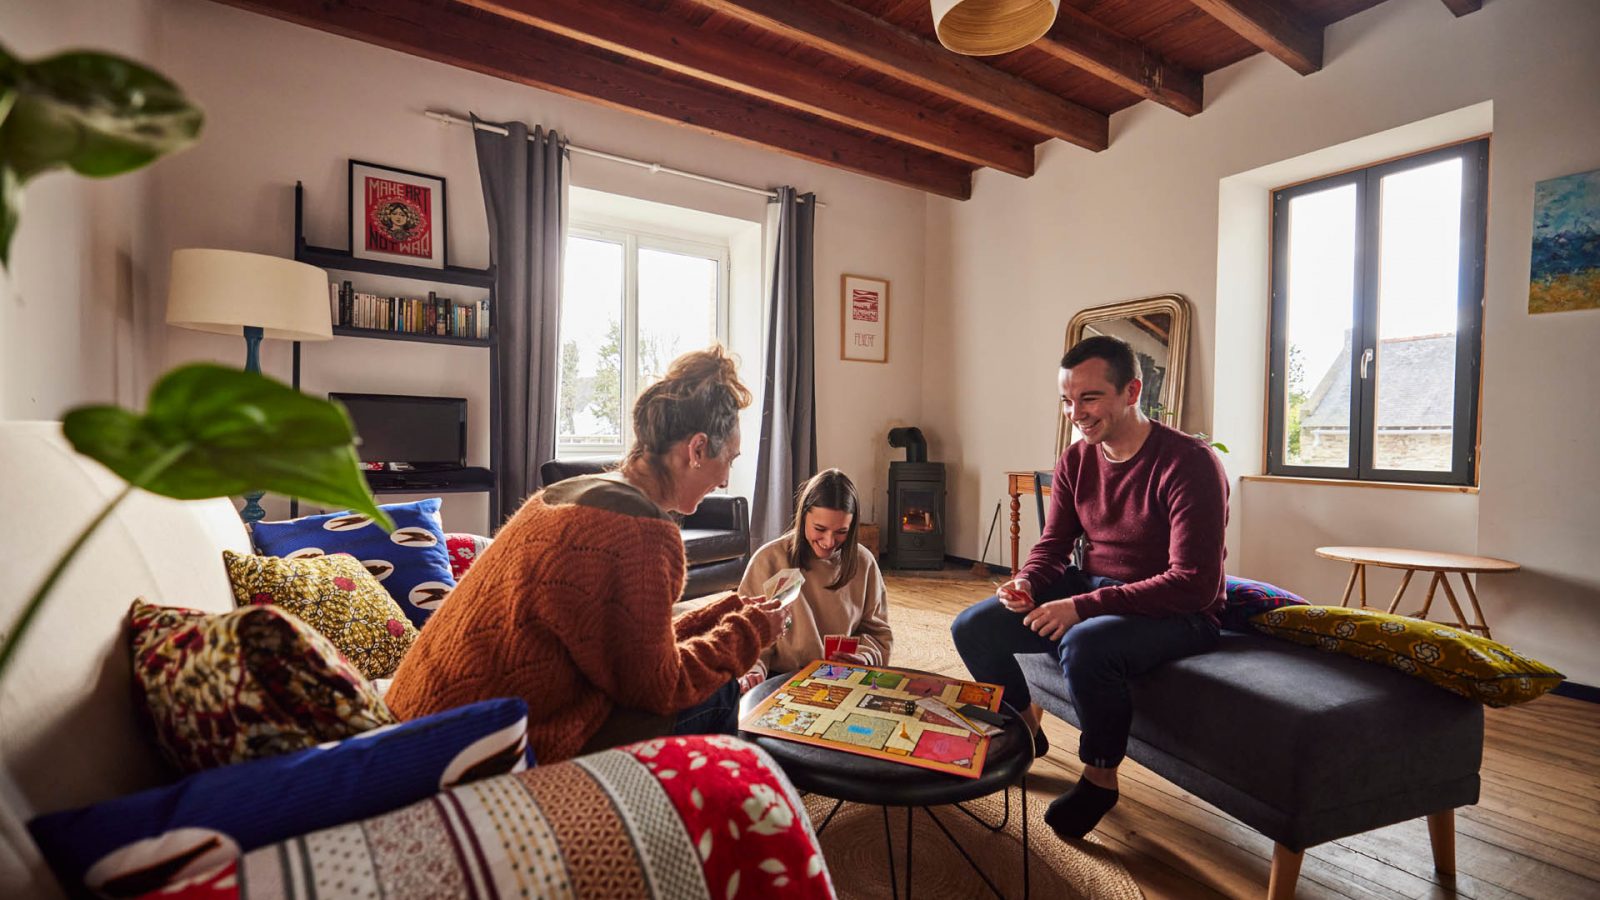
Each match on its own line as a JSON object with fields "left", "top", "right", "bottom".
{"left": 63, "top": 364, "right": 393, "bottom": 530}
{"left": 0, "top": 49, "right": 202, "bottom": 182}
{"left": 0, "top": 165, "right": 18, "bottom": 269}
{"left": 1211, "top": 442, "right": 1230, "bottom": 454}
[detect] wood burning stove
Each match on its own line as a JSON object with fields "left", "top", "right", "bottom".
{"left": 885, "top": 428, "right": 945, "bottom": 569}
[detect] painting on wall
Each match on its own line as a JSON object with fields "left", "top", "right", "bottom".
{"left": 349, "top": 160, "right": 447, "bottom": 269}
{"left": 841, "top": 274, "right": 889, "bottom": 363}
{"left": 1529, "top": 167, "right": 1600, "bottom": 314}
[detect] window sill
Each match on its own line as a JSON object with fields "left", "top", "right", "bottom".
{"left": 1240, "top": 474, "right": 1478, "bottom": 495}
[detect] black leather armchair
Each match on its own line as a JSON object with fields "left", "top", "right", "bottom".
{"left": 538, "top": 458, "right": 752, "bottom": 599}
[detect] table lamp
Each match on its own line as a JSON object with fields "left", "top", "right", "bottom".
{"left": 165, "top": 248, "right": 333, "bottom": 523}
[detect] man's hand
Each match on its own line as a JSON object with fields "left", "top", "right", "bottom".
{"left": 1022, "top": 598, "right": 1081, "bottom": 641}
{"left": 828, "top": 651, "right": 870, "bottom": 665}
{"left": 996, "top": 577, "right": 1035, "bottom": 612}
{"left": 737, "top": 664, "right": 766, "bottom": 695}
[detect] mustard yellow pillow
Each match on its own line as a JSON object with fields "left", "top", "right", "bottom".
{"left": 224, "top": 550, "right": 418, "bottom": 679}
{"left": 1251, "top": 606, "right": 1563, "bottom": 707}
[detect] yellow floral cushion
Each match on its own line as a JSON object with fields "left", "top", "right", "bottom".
{"left": 1251, "top": 606, "right": 1564, "bottom": 707}
{"left": 224, "top": 550, "right": 418, "bottom": 679}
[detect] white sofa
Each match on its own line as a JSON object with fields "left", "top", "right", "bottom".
{"left": 0, "top": 422, "right": 830, "bottom": 899}
{"left": 1, "top": 421, "right": 254, "bottom": 897}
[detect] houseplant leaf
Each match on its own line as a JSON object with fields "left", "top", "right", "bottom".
{"left": 0, "top": 43, "right": 201, "bottom": 266}
{"left": 63, "top": 363, "right": 393, "bottom": 528}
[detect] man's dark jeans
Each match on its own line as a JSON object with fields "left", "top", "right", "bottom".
{"left": 951, "top": 568, "right": 1219, "bottom": 768}
{"left": 671, "top": 679, "right": 742, "bottom": 736}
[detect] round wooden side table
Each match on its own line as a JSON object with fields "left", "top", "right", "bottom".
{"left": 1314, "top": 546, "right": 1520, "bottom": 639}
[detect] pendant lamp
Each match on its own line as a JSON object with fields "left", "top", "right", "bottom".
{"left": 931, "top": 0, "right": 1061, "bottom": 56}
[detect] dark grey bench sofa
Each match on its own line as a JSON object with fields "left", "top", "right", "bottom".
{"left": 1018, "top": 630, "right": 1483, "bottom": 898}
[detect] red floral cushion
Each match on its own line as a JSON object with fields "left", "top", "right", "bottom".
{"left": 445, "top": 532, "right": 492, "bottom": 580}
{"left": 129, "top": 599, "right": 395, "bottom": 773}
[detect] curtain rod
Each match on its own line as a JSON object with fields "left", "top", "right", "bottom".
{"left": 424, "top": 109, "right": 820, "bottom": 205}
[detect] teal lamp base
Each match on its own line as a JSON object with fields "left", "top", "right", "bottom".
{"left": 240, "top": 325, "right": 266, "bottom": 526}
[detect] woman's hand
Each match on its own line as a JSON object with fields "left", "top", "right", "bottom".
{"left": 745, "top": 595, "right": 792, "bottom": 641}
{"left": 828, "top": 650, "right": 870, "bottom": 665}
{"left": 737, "top": 664, "right": 766, "bottom": 694}
{"left": 996, "top": 577, "right": 1035, "bottom": 612}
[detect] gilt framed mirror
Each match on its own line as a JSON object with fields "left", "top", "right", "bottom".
{"left": 1055, "top": 293, "right": 1192, "bottom": 455}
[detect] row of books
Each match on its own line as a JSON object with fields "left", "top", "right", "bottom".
{"left": 329, "top": 281, "right": 491, "bottom": 339}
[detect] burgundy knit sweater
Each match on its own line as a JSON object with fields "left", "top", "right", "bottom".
{"left": 385, "top": 475, "right": 775, "bottom": 762}
{"left": 1021, "top": 421, "right": 1229, "bottom": 621}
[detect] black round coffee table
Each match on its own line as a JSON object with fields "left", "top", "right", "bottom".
{"left": 739, "top": 667, "right": 1034, "bottom": 899}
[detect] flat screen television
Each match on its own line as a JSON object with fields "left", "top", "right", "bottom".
{"left": 330, "top": 393, "right": 466, "bottom": 471}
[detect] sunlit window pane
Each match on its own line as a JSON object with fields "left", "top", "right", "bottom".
{"left": 557, "top": 236, "right": 624, "bottom": 449}
{"left": 1373, "top": 159, "right": 1462, "bottom": 471}
{"left": 1284, "top": 183, "right": 1357, "bottom": 468}
{"left": 637, "top": 248, "right": 718, "bottom": 386}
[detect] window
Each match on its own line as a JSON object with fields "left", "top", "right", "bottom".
{"left": 1267, "top": 139, "right": 1487, "bottom": 485}
{"left": 556, "top": 225, "right": 729, "bottom": 456}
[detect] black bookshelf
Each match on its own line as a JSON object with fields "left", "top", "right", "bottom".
{"left": 332, "top": 326, "right": 491, "bottom": 348}
{"left": 292, "top": 180, "right": 502, "bottom": 529}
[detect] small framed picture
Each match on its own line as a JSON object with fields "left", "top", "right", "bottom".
{"left": 841, "top": 274, "right": 889, "bottom": 363}
{"left": 349, "top": 160, "right": 447, "bottom": 269}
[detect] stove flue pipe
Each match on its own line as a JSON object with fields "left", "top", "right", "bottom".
{"left": 887, "top": 427, "right": 928, "bottom": 463}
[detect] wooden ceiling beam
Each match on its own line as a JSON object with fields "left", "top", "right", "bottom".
{"left": 687, "top": 0, "right": 1108, "bottom": 151}
{"left": 455, "top": 0, "right": 1034, "bottom": 177}
{"left": 1440, "top": 0, "right": 1482, "bottom": 15}
{"left": 1188, "top": 0, "right": 1323, "bottom": 75}
{"left": 1037, "top": 5, "right": 1204, "bottom": 116}
{"left": 210, "top": 0, "right": 973, "bottom": 199}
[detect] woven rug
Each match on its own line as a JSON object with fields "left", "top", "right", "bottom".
{"left": 797, "top": 603, "right": 1144, "bottom": 899}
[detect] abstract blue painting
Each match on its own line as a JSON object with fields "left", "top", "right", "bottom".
{"left": 1530, "top": 167, "right": 1600, "bottom": 314}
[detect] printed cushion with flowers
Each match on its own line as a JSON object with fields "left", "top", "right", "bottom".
{"left": 126, "top": 735, "right": 834, "bottom": 900}
{"left": 223, "top": 549, "right": 417, "bottom": 680}
{"left": 445, "top": 532, "right": 492, "bottom": 580}
{"left": 1251, "top": 605, "right": 1564, "bottom": 707}
{"left": 128, "top": 599, "right": 396, "bottom": 773}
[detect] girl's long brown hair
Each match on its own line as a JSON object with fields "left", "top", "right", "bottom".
{"left": 784, "top": 468, "right": 860, "bottom": 591}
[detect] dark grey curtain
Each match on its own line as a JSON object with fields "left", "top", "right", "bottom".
{"left": 751, "top": 187, "right": 817, "bottom": 545}
{"left": 473, "top": 115, "right": 567, "bottom": 520}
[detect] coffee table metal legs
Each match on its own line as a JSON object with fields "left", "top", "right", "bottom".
{"left": 814, "top": 781, "right": 1031, "bottom": 900}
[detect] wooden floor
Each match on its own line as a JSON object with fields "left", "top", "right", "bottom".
{"left": 884, "top": 566, "right": 1600, "bottom": 900}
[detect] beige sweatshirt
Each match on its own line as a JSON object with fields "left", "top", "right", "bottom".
{"left": 738, "top": 536, "right": 894, "bottom": 678}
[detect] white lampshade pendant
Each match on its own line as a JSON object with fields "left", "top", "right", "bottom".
{"left": 931, "top": 0, "right": 1061, "bottom": 56}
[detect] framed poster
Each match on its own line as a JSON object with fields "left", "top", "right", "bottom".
{"left": 349, "top": 160, "right": 447, "bottom": 269}
{"left": 841, "top": 274, "right": 889, "bottom": 363}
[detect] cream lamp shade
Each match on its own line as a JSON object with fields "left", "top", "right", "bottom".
{"left": 166, "top": 248, "right": 333, "bottom": 343}
{"left": 932, "top": 0, "right": 1061, "bottom": 56}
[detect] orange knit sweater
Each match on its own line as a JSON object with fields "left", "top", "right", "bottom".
{"left": 385, "top": 475, "right": 775, "bottom": 762}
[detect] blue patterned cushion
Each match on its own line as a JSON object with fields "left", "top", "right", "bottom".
{"left": 1223, "top": 575, "right": 1309, "bottom": 632}
{"left": 252, "top": 498, "right": 455, "bottom": 628}
{"left": 28, "top": 698, "right": 533, "bottom": 898}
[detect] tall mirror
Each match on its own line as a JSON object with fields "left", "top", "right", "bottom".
{"left": 1056, "top": 293, "right": 1192, "bottom": 454}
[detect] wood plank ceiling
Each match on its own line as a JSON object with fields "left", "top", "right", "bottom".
{"left": 210, "top": 0, "right": 1479, "bottom": 199}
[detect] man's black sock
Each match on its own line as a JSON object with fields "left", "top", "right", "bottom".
{"left": 1044, "top": 778, "right": 1119, "bottom": 839}
{"left": 1032, "top": 727, "right": 1049, "bottom": 759}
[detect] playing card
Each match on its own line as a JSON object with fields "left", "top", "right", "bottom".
{"left": 824, "top": 634, "right": 860, "bottom": 658}
{"left": 762, "top": 567, "right": 805, "bottom": 612}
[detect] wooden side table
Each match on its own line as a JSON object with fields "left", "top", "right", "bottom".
{"left": 1314, "top": 546, "right": 1520, "bottom": 639}
{"left": 1005, "top": 471, "right": 1048, "bottom": 574}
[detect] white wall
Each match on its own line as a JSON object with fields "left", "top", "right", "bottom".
{"left": 924, "top": 0, "right": 1600, "bottom": 683}
{"left": 0, "top": 0, "right": 158, "bottom": 420}
{"left": 122, "top": 0, "right": 929, "bottom": 532}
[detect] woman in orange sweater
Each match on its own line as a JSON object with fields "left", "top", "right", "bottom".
{"left": 386, "top": 347, "right": 788, "bottom": 762}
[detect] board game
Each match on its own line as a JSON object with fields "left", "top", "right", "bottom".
{"left": 739, "top": 660, "right": 1006, "bottom": 779}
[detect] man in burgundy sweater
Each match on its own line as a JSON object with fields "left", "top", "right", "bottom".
{"left": 952, "top": 335, "right": 1228, "bottom": 840}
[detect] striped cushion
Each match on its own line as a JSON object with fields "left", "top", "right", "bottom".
{"left": 136, "top": 735, "right": 835, "bottom": 900}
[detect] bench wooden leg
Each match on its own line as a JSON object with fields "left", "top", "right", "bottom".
{"left": 1268, "top": 844, "right": 1303, "bottom": 900}
{"left": 1427, "top": 810, "right": 1457, "bottom": 875}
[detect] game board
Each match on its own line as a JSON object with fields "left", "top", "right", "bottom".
{"left": 739, "top": 660, "right": 1005, "bottom": 779}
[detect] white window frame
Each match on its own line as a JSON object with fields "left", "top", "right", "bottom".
{"left": 557, "top": 222, "right": 730, "bottom": 458}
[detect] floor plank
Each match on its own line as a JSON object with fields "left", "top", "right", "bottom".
{"left": 882, "top": 566, "right": 1600, "bottom": 899}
